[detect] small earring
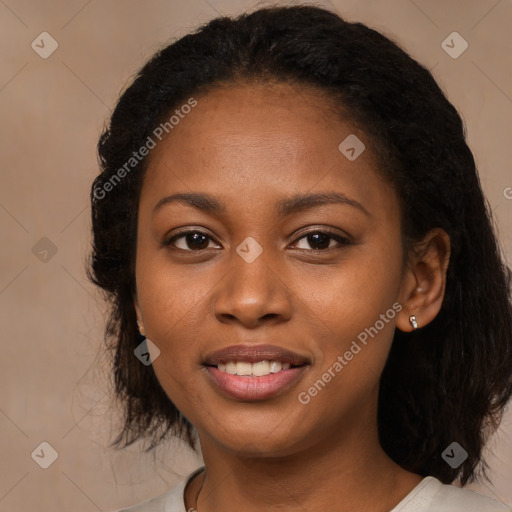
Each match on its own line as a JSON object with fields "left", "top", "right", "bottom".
{"left": 409, "top": 315, "right": 418, "bottom": 330}
{"left": 137, "top": 322, "right": 145, "bottom": 336}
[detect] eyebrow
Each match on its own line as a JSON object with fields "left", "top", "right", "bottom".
{"left": 152, "top": 191, "right": 370, "bottom": 217}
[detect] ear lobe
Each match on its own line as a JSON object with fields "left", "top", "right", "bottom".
{"left": 133, "top": 294, "right": 145, "bottom": 336}
{"left": 396, "top": 228, "right": 451, "bottom": 332}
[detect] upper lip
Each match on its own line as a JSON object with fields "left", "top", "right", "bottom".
{"left": 203, "top": 344, "right": 310, "bottom": 366}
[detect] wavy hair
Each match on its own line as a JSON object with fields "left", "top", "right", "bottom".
{"left": 87, "top": 5, "right": 512, "bottom": 486}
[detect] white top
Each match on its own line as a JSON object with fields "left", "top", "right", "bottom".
{"left": 114, "top": 466, "right": 511, "bottom": 512}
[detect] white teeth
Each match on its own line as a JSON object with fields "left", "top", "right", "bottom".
{"left": 269, "top": 361, "right": 282, "bottom": 373}
{"left": 225, "top": 361, "right": 237, "bottom": 375}
{"left": 236, "top": 361, "right": 252, "bottom": 376}
{"left": 216, "top": 360, "right": 295, "bottom": 376}
{"left": 252, "top": 361, "right": 270, "bottom": 376}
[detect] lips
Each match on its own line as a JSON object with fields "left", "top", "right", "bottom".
{"left": 203, "top": 344, "right": 310, "bottom": 401}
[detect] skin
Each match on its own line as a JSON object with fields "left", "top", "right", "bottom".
{"left": 134, "top": 82, "right": 451, "bottom": 512}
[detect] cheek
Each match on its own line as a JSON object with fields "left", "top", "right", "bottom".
{"left": 135, "top": 241, "right": 210, "bottom": 331}
{"left": 134, "top": 228, "right": 239, "bottom": 407}
{"left": 134, "top": 247, "right": 220, "bottom": 405}
{"left": 138, "top": 277, "right": 207, "bottom": 417}
{"left": 301, "top": 243, "right": 403, "bottom": 378}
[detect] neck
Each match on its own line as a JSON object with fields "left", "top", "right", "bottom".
{"left": 187, "top": 419, "right": 422, "bottom": 512}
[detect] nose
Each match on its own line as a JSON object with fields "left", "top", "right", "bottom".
{"left": 211, "top": 249, "right": 292, "bottom": 328}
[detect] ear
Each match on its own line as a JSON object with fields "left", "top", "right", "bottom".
{"left": 396, "top": 228, "right": 451, "bottom": 332}
{"left": 133, "top": 293, "right": 145, "bottom": 336}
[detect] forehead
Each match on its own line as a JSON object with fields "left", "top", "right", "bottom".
{"left": 141, "top": 82, "right": 394, "bottom": 218}
{"left": 149, "top": 83, "right": 345, "bottom": 164}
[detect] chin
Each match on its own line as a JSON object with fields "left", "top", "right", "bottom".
{"left": 202, "top": 423, "right": 306, "bottom": 459}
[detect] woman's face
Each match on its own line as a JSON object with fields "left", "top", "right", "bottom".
{"left": 134, "top": 83, "right": 408, "bottom": 456}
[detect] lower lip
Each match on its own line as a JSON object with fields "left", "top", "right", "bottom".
{"left": 205, "top": 365, "right": 308, "bottom": 401}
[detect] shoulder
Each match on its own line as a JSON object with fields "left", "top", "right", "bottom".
{"left": 110, "top": 466, "right": 205, "bottom": 512}
{"left": 393, "top": 476, "right": 512, "bottom": 512}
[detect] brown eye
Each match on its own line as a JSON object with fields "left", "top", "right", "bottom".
{"left": 165, "top": 231, "right": 218, "bottom": 251}
{"left": 293, "top": 231, "right": 351, "bottom": 251}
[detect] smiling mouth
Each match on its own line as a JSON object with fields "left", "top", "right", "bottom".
{"left": 204, "top": 363, "right": 309, "bottom": 401}
{"left": 202, "top": 344, "right": 310, "bottom": 400}
{"left": 207, "top": 360, "right": 306, "bottom": 377}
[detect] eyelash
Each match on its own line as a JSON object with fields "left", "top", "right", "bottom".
{"left": 163, "top": 229, "right": 352, "bottom": 253}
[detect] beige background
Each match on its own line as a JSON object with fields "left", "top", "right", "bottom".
{"left": 1, "top": 0, "right": 511, "bottom": 510}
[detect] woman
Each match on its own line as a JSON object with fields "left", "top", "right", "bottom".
{"left": 89, "top": 5, "right": 512, "bottom": 511}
